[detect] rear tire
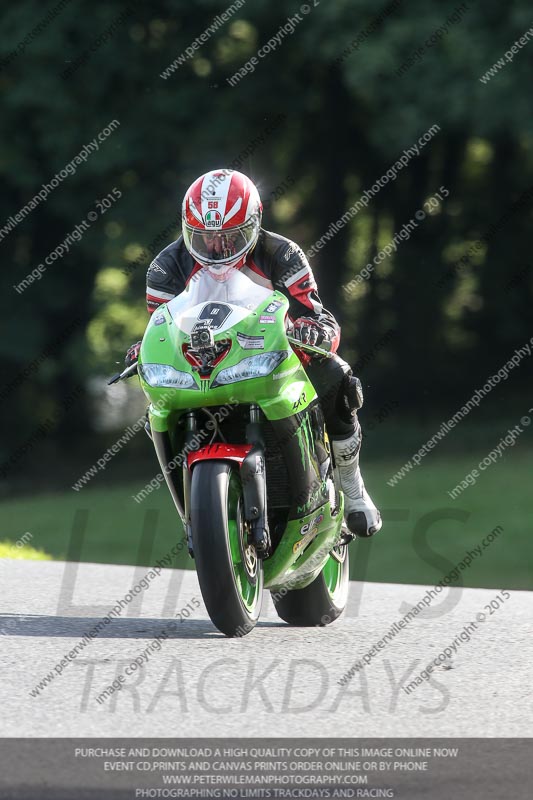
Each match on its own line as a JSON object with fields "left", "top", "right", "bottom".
{"left": 272, "top": 545, "right": 349, "bottom": 626}
{"left": 191, "top": 461, "right": 263, "bottom": 637}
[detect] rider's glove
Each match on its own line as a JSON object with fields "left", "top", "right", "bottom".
{"left": 125, "top": 341, "right": 142, "bottom": 369}
{"left": 292, "top": 317, "right": 331, "bottom": 347}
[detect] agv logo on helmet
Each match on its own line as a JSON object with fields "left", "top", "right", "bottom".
{"left": 205, "top": 210, "right": 222, "bottom": 228}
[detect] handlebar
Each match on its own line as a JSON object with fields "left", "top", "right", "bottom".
{"left": 286, "top": 335, "right": 335, "bottom": 360}
{"left": 107, "top": 362, "right": 139, "bottom": 385}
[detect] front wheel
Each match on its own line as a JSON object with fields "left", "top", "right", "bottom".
{"left": 191, "top": 461, "right": 263, "bottom": 637}
{"left": 272, "top": 545, "right": 349, "bottom": 626}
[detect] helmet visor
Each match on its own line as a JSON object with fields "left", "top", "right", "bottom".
{"left": 182, "top": 217, "right": 260, "bottom": 268}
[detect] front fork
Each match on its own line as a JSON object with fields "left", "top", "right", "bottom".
{"left": 240, "top": 404, "right": 271, "bottom": 559}
{"left": 183, "top": 411, "right": 197, "bottom": 557}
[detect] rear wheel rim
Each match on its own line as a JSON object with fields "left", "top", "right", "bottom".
{"left": 227, "top": 473, "right": 262, "bottom": 613}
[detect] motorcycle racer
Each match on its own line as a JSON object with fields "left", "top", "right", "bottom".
{"left": 126, "top": 169, "right": 382, "bottom": 538}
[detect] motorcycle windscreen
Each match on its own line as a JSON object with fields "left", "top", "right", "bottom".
{"left": 167, "top": 267, "right": 274, "bottom": 335}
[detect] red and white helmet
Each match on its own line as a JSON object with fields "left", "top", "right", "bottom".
{"left": 181, "top": 169, "right": 262, "bottom": 279}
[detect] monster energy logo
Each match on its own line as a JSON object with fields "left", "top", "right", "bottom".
{"left": 297, "top": 480, "right": 328, "bottom": 514}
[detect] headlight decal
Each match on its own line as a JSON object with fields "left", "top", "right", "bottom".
{"left": 139, "top": 363, "right": 198, "bottom": 389}
{"left": 211, "top": 351, "right": 288, "bottom": 387}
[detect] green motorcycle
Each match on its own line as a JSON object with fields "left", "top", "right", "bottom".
{"left": 113, "top": 267, "right": 350, "bottom": 637}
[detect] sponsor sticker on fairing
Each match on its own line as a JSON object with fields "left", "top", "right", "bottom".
{"left": 273, "top": 364, "right": 300, "bottom": 381}
{"left": 259, "top": 315, "right": 276, "bottom": 323}
{"left": 300, "top": 512, "right": 324, "bottom": 536}
{"left": 264, "top": 300, "right": 283, "bottom": 314}
{"left": 237, "top": 332, "right": 265, "bottom": 350}
{"left": 293, "top": 512, "right": 324, "bottom": 554}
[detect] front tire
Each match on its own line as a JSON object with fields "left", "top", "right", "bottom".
{"left": 191, "top": 461, "right": 263, "bottom": 637}
{"left": 272, "top": 545, "right": 349, "bottom": 626}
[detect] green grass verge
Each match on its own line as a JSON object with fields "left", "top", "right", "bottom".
{"left": 0, "top": 543, "right": 50, "bottom": 560}
{"left": 0, "top": 449, "right": 531, "bottom": 589}
{"left": 358, "top": 450, "right": 531, "bottom": 590}
{"left": 0, "top": 481, "right": 190, "bottom": 571}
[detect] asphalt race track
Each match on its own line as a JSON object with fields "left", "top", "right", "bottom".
{"left": 1, "top": 558, "right": 531, "bottom": 737}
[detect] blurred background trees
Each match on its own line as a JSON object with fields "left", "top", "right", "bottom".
{"left": 1, "top": 0, "right": 532, "bottom": 481}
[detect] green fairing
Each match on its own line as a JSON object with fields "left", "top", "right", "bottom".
{"left": 263, "top": 496, "right": 344, "bottom": 590}
{"left": 136, "top": 282, "right": 344, "bottom": 593}
{"left": 139, "top": 290, "right": 316, "bottom": 431}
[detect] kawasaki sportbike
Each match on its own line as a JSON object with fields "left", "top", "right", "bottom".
{"left": 112, "top": 267, "right": 349, "bottom": 637}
